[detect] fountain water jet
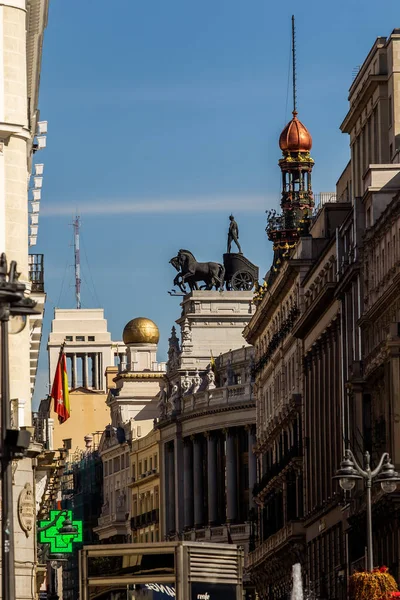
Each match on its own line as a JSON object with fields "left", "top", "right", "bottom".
{"left": 291, "top": 563, "right": 304, "bottom": 600}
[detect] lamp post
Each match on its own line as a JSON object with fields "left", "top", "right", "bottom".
{"left": 333, "top": 449, "right": 400, "bottom": 571}
{"left": 0, "top": 253, "right": 40, "bottom": 600}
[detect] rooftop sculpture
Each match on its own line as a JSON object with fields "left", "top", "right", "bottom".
{"left": 169, "top": 216, "right": 259, "bottom": 294}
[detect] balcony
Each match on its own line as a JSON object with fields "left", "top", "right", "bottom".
{"left": 246, "top": 521, "right": 305, "bottom": 569}
{"left": 28, "top": 254, "right": 44, "bottom": 293}
{"left": 254, "top": 445, "right": 303, "bottom": 499}
{"left": 182, "top": 523, "right": 250, "bottom": 544}
{"left": 130, "top": 509, "right": 159, "bottom": 530}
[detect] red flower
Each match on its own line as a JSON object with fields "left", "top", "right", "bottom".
{"left": 380, "top": 566, "right": 389, "bottom": 573}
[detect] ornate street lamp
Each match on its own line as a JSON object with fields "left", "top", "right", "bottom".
{"left": 333, "top": 449, "right": 400, "bottom": 571}
{"left": 0, "top": 253, "right": 40, "bottom": 600}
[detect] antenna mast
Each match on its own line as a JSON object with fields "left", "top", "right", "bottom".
{"left": 292, "top": 15, "right": 297, "bottom": 114}
{"left": 73, "top": 216, "right": 81, "bottom": 309}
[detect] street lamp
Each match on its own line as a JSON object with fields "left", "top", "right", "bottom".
{"left": 0, "top": 253, "right": 40, "bottom": 600}
{"left": 333, "top": 449, "right": 400, "bottom": 571}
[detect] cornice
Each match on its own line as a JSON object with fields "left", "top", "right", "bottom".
{"left": 115, "top": 372, "right": 165, "bottom": 382}
{"left": 245, "top": 261, "right": 301, "bottom": 344}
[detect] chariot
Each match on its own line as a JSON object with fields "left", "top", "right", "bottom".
{"left": 223, "top": 253, "right": 259, "bottom": 291}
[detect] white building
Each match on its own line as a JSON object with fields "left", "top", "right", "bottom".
{"left": 0, "top": 1, "right": 51, "bottom": 598}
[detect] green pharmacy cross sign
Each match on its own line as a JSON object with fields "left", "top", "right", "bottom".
{"left": 38, "top": 510, "right": 83, "bottom": 553}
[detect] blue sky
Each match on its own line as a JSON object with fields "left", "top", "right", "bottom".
{"left": 32, "top": 0, "right": 400, "bottom": 407}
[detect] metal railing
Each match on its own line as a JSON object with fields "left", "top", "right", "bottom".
{"left": 312, "top": 192, "right": 338, "bottom": 215}
{"left": 28, "top": 253, "right": 44, "bottom": 292}
{"left": 130, "top": 508, "right": 159, "bottom": 530}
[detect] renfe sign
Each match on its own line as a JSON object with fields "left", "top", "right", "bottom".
{"left": 191, "top": 583, "right": 237, "bottom": 600}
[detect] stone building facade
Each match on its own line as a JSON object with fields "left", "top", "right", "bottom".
{"left": 157, "top": 290, "right": 256, "bottom": 597}
{"left": 94, "top": 317, "right": 165, "bottom": 543}
{"left": 129, "top": 428, "right": 162, "bottom": 543}
{"left": 245, "top": 27, "right": 400, "bottom": 600}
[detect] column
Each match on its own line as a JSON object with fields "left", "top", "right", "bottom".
{"left": 93, "top": 353, "right": 99, "bottom": 390}
{"left": 47, "top": 418, "right": 54, "bottom": 450}
{"left": 99, "top": 353, "right": 103, "bottom": 390}
{"left": 72, "top": 353, "right": 77, "bottom": 389}
{"left": 183, "top": 438, "right": 194, "bottom": 529}
{"left": 166, "top": 443, "right": 175, "bottom": 534}
{"left": 193, "top": 436, "right": 204, "bottom": 527}
{"left": 226, "top": 428, "right": 238, "bottom": 522}
{"left": 207, "top": 432, "right": 218, "bottom": 525}
{"left": 83, "top": 354, "right": 89, "bottom": 388}
{"left": 248, "top": 426, "right": 257, "bottom": 509}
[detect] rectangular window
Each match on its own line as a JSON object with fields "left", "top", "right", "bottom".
{"left": 132, "top": 463, "right": 136, "bottom": 480}
{"left": 144, "top": 459, "right": 148, "bottom": 473}
{"left": 88, "top": 336, "right": 95, "bottom": 342}
{"left": 390, "top": 143, "right": 393, "bottom": 160}
{"left": 149, "top": 457, "right": 153, "bottom": 471}
{"left": 113, "top": 457, "right": 120, "bottom": 473}
{"left": 154, "top": 454, "right": 158, "bottom": 470}
{"left": 121, "top": 454, "right": 125, "bottom": 470}
{"left": 108, "top": 460, "right": 113, "bottom": 475}
{"left": 76, "top": 335, "right": 85, "bottom": 342}
{"left": 389, "top": 96, "right": 393, "bottom": 128}
{"left": 63, "top": 438, "right": 72, "bottom": 450}
{"left": 65, "top": 336, "right": 73, "bottom": 342}
{"left": 139, "top": 461, "right": 142, "bottom": 476}
{"left": 104, "top": 462, "right": 108, "bottom": 477}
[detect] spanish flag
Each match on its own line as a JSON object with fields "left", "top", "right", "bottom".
{"left": 51, "top": 350, "right": 70, "bottom": 424}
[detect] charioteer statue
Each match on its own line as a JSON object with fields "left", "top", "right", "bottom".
{"left": 227, "top": 214, "right": 242, "bottom": 254}
{"left": 169, "top": 216, "right": 259, "bottom": 294}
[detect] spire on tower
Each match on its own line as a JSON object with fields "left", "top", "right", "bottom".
{"left": 265, "top": 16, "right": 315, "bottom": 284}
{"left": 73, "top": 216, "right": 81, "bottom": 309}
{"left": 292, "top": 15, "right": 297, "bottom": 114}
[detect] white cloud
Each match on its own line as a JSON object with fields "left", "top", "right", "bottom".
{"left": 40, "top": 194, "right": 272, "bottom": 217}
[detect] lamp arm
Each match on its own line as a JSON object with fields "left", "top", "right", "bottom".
{"left": 345, "top": 449, "right": 368, "bottom": 478}
{"left": 371, "top": 452, "right": 390, "bottom": 479}
{"left": 37, "top": 510, "right": 68, "bottom": 533}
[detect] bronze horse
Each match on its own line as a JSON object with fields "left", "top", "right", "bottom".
{"left": 170, "top": 249, "right": 225, "bottom": 292}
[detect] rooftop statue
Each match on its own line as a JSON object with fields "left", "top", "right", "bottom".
{"left": 227, "top": 214, "right": 242, "bottom": 254}
{"left": 170, "top": 249, "right": 225, "bottom": 293}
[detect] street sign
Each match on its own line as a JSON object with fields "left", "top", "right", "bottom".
{"left": 38, "top": 510, "right": 83, "bottom": 553}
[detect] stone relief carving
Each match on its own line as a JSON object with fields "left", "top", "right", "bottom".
{"left": 181, "top": 371, "right": 191, "bottom": 396}
{"left": 181, "top": 318, "right": 192, "bottom": 350}
{"left": 168, "top": 383, "right": 180, "bottom": 412}
{"left": 167, "top": 326, "right": 180, "bottom": 372}
{"left": 191, "top": 369, "right": 201, "bottom": 394}
{"left": 157, "top": 380, "right": 168, "bottom": 419}
{"left": 18, "top": 483, "right": 35, "bottom": 538}
{"left": 205, "top": 364, "right": 216, "bottom": 390}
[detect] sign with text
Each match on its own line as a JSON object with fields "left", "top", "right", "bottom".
{"left": 191, "top": 583, "right": 237, "bottom": 600}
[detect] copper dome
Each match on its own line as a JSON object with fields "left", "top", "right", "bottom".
{"left": 279, "top": 111, "right": 312, "bottom": 153}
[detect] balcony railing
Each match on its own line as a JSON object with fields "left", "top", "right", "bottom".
{"left": 254, "top": 444, "right": 302, "bottom": 497}
{"left": 28, "top": 254, "right": 44, "bottom": 293}
{"left": 130, "top": 508, "right": 159, "bottom": 530}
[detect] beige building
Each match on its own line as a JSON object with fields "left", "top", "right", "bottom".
{"left": 41, "top": 308, "right": 125, "bottom": 458}
{"left": 129, "top": 428, "right": 162, "bottom": 543}
{"left": 95, "top": 317, "right": 165, "bottom": 543}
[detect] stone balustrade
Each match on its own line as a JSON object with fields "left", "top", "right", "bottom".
{"left": 180, "top": 382, "right": 252, "bottom": 415}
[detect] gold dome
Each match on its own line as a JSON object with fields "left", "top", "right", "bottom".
{"left": 123, "top": 317, "right": 160, "bottom": 345}
{"left": 279, "top": 111, "right": 312, "bottom": 153}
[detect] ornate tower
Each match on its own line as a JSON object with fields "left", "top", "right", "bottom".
{"left": 266, "top": 17, "right": 315, "bottom": 277}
